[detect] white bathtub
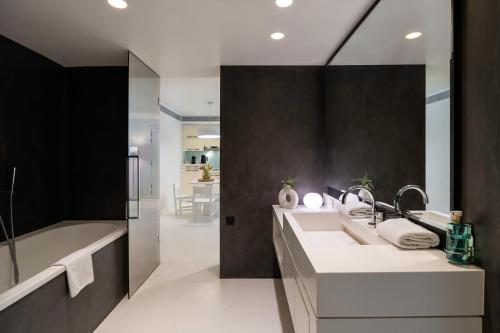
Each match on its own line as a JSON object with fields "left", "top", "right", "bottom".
{"left": 0, "top": 220, "right": 127, "bottom": 312}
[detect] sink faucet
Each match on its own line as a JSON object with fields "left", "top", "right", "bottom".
{"left": 393, "top": 185, "right": 429, "bottom": 215}
{"left": 341, "top": 185, "right": 378, "bottom": 226}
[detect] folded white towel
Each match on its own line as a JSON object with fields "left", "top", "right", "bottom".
{"left": 340, "top": 201, "right": 373, "bottom": 217}
{"left": 338, "top": 192, "right": 360, "bottom": 203}
{"left": 53, "top": 249, "right": 94, "bottom": 298}
{"left": 377, "top": 218, "right": 440, "bottom": 249}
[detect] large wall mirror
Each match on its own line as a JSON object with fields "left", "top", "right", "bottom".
{"left": 325, "top": 0, "right": 453, "bottom": 215}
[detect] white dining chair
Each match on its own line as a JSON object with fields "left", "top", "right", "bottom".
{"left": 213, "top": 187, "right": 220, "bottom": 216}
{"left": 173, "top": 184, "right": 192, "bottom": 215}
{"left": 192, "top": 185, "right": 218, "bottom": 222}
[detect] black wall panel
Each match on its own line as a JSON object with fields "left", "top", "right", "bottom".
{"left": 324, "top": 65, "right": 426, "bottom": 208}
{"left": 65, "top": 67, "right": 128, "bottom": 220}
{"left": 0, "top": 35, "right": 128, "bottom": 241}
{"left": 220, "top": 66, "right": 325, "bottom": 278}
{"left": 0, "top": 35, "right": 66, "bottom": 241}
{"left": 458, "top": 0, "right": 500, "bottom": 331}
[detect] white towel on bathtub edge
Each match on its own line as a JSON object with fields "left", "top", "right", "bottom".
{"left": 53, "top": 249, "right": 94, "bottom": 298}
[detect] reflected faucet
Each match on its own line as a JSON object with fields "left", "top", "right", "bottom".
{"left": 341, "top": 185, "right": 378, "bottom": 226}
{"left": 393, "top": 185, "right": 429, "bottom": 215}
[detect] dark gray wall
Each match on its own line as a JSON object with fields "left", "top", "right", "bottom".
{"left": 220, "top": 66, "right": 324, "bottom": 278}
{"left": 324, "top": 65, "right": 426, "bottom": 208}
{"left": 458, "top": 0, "right": 500, "bottom": 331}
{"left": 64, "top": 67, "right": 128, "bottom": 220}
{"left": 0, "top": 35, "right": 67, "bottom": 241}
{"left": 0, "top": 35, "right": 128, "bottom": 242}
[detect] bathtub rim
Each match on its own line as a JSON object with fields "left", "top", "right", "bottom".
{"left": 0, "top": 220, "right": 128, "bottom": 312}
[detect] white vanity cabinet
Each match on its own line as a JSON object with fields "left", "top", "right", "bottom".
{"left": 272, "top": 205, "right": 484, "bottom": 333}
{"left": 273, "top": 215, "right": 312, "bottom": 333}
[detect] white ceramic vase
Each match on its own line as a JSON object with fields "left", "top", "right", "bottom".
{"left": 279, "top": 188, "right": 299, "bottom": 209}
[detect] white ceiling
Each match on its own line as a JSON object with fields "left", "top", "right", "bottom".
{"left": 0, "top": 0, "right": 375, "bottom": 77}
{"left": 331, "top": 0, "right": 451, "bottom": 66}
{"left": 161, "top": 78, "right": 220, "bottom": 116}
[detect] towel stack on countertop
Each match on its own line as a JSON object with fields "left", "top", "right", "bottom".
{"left": 53, "top": 249, "right": 94, "bottom": 298}
{"left": 377, "top": 218, "right": 440, "bottom": 249}
{"left": 339, "top": 201, "right": 373, "bottom": 218}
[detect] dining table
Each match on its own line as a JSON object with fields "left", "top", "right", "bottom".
{"left": 188, "top": 179, "right": 220, "bottom": 185}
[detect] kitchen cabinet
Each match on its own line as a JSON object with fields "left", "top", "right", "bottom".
{"left": 182, "top": 138, "right": 204, "bottom": 151}
{"left": 182, "top": 138, "right": 220, "bottom": 151}
{"left": 182, "top": 125, "right": 220, "bottom": 151}
{"left": 204, "top": 138, "right": 220, "bottom": 148}
{"left": 182, "top": 124, "right": 219, "bottom": 138}
{"left": 182, "top": 125, "right": 200, "bottom": 138}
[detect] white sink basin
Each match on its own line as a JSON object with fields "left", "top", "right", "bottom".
{"left": 291, "top": 212, "right": 364, "bottom": 246}
{"left": 292, "top": 213, "right": 345, "bottom": 231}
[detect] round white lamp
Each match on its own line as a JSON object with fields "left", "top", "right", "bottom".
{"left": 303, "top": 193, "right": 323, "bottom": 210}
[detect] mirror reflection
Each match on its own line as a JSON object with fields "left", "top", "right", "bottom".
{"left": 326, "top": 0, "right": 452, "bottom": 214}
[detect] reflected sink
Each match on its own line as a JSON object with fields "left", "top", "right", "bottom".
{"left": 409, "top": 210, "right": 450, "bottom": 231}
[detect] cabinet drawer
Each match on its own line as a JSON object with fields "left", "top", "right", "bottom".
{"left": 273, "top": 217, "right": 285, "bottom": 270}
{"left": 273, "top": 213, "right": 311, "bottom": 333}
{"left": 283, "top": 247, "right": 296, "bottom": 324}
{"left": 294, "top": 279, "right": 310, "bottom": 333}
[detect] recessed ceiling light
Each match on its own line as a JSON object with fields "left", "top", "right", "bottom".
{"left": 405, "top": 32, "right": 422, "bottom": 40}
{"left": 271, "top": 32, "right": 285, "bottom": 40}
{"left": 108, "top": 0, "right": 128, "bottom": 9}
{"left": 275, "top": 0, "right": 293, "bottom": 8}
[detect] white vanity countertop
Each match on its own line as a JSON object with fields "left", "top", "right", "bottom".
{"left": 273, "top": 205, "right": 483, "bottom": 274}
{"left": 273, "top": 204, "right": 484, "bottom": 318}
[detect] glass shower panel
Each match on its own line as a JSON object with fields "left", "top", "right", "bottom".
{"left": 128, "top": 52, "right": 160, "bottom": 297}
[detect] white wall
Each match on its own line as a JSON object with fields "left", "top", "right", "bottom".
{"left": 160, "top": 112, "right": 182, "bottom": 215}
{"left": 426, "top": 98, "right": 450, "bottom": 212}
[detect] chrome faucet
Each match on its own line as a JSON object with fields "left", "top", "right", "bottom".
{"left": 393, "top": 185, "right": 429, "bottom": 215}
{"left": 341, "top": 185, "right": 379, "bottom": 226}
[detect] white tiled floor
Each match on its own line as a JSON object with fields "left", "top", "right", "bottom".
{"left": 95, "top": 214, "right": 293, "bottom": 333}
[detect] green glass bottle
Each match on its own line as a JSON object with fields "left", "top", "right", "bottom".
{"left": 445, "top": 221, "right": 474, "bottom": 264}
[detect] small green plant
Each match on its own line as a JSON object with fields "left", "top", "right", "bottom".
{"left": 281, "top": 176, "right": 297, "bottom": 190}
{"left": 351, "top": 172, "right": 375, "bottom": 191}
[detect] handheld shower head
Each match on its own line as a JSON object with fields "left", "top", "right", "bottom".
{"left": 10, "top": 167, "right": 16, "bottom": 193}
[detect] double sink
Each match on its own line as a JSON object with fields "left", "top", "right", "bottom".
{"left": 273, "top": 205, "right": 484, "bottom": 326}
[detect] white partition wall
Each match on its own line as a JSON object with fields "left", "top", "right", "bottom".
{"left": 159, "top": 112, "right": 182, "bottom": 215}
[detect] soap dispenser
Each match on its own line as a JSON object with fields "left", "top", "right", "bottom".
{"left": 445, "top": 211, "right": 474, "bottom": 264}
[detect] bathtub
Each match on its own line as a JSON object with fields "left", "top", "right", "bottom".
{"left": 0, "top": 220, "right": 127, "bottom": 312}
